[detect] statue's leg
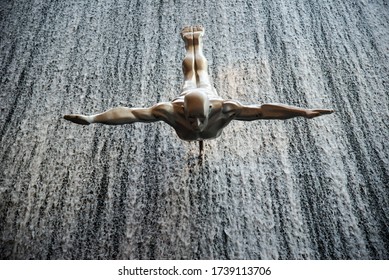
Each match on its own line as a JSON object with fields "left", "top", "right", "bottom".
{"left": 181, "top": 26, "right": 196, "bottom": 92}
{"left": 192, "top": 25, "right": 212, "bottom": 89}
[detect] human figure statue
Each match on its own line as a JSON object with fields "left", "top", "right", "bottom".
{"left": 64, "top": 26, "right": 333, "bottom": 155}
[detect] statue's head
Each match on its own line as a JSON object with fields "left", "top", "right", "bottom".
{"left": 184, "top": 91, "right": 211, "bottom": 132}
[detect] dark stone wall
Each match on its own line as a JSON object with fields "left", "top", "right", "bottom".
{"left": 0, "top": 0, "right": 388, "bottom": 259}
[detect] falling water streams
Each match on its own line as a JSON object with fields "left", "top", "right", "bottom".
{"left": 0, "top": 0, "right": 388, "bottom": 259}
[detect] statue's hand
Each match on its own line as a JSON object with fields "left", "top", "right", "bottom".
{"left": 305, "top": 109, "right": 335, "bottom": 119}
{"left": 64, "top": 114, "right": 91, "bottom": 125}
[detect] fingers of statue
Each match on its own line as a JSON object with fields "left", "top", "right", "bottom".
{"left": 64, "top": 114, "right": 90, "bottom": 125}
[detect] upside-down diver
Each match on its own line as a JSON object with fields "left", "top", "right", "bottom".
{"left": 64, "top": 26, "right": 334, "bottom": 155}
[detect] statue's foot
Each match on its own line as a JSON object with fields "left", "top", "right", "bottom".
{"left": 64, "top": 114, "right": 90, "bottom": 125}
{"left": 181, "top": 26, "right": 193, "bottom": 40}
{"left": 305, "top": 109, "right": 334, "bottom": 118}
{"left": 193, "top": 25, "right": 205, "bottom": 37}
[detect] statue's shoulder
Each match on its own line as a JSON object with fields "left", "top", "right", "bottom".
{"left": 153, "top": 101, "right": 174, "bottom": 110}
{"left": 152, "top": 102, "right": 182, "bottom": 123}
{"left": 172, "top": 96, "right": 184, "bottom": 103}
{"left": 151, "top": 102, "right": 175, "bottom": 118}
{"left": 221, "top": 99, "right": 242, "bottom": 113}
{"left": 208, "top": 98, "right": 224, "bottom": 107}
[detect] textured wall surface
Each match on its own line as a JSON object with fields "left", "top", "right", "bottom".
{"left": 0, "top": 0, "right": 388, "bottom": 259}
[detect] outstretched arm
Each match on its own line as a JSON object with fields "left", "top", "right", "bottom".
{"left": 64, "top": 102, "right": 172, "bottom": 125}
{"left": 223, "top": 101, "right": 334, "bottom": 121}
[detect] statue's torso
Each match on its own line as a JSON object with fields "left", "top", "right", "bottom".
{"left": 168, "top": 98, "right": 235, "bottom": 141}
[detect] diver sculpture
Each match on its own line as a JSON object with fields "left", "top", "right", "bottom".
{"left": 64, "top": 26, "right": 333, "bottom": 155}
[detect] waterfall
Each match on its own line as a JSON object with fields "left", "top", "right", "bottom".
{"left": 0, "top": 0, "right": 388, "bottom": 259}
